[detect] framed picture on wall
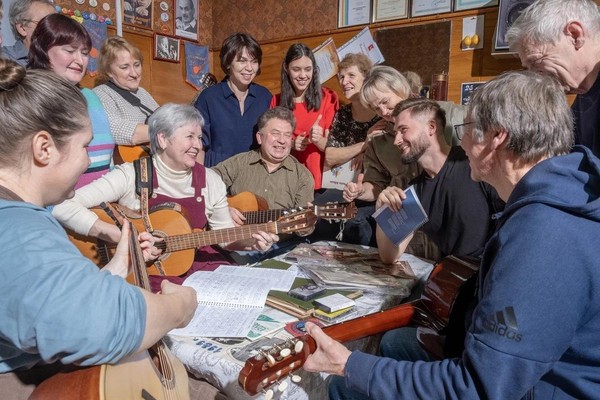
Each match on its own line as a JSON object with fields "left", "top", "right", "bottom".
{"left": 454, "top": 0, "right": 498, "bottom": 11}
{"left": 373, "top": 0, "right": 408, "bottom": 22}
{"left": 338, "top": 0, "right": 372, "bottom": 28}
{"left": 122, "top": 0, "right": 154, "bottom": 30}
{"left": 174, "top": 0, "right": 199, "bottom": 41}
{"left": 154, "top": 34, "right": 181, "bottom": 63}
{"left": 411, "top": 0, "right": 452, "bottom": 17}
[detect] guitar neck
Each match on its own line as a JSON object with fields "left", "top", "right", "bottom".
{"left": 163, "top": 222, "right": 277, "bottom": 252}
{"left": 242, "top": 210, "right": 285, "bottom": 225}
{"left": 306, "top": 303, "right": 417, "bottom": 352}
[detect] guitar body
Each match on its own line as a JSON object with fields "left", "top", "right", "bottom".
{"left": 239, "top": 255, "right": 479, "bottom": 395}
{"left": 227, "top": 191, "right": 269, "bottom": 212}
{"left": 68, "top": 204, "right": 195, "bottom": 277}
{"left": 113, "top": 145, "right": 150, "bottom": 164}
{"left": 30, "top": 346, "right": 189, "bottom": 400}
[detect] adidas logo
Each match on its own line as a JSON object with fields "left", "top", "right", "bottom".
{"left": 482, "top": 306, "right": 522, "bottom": 342}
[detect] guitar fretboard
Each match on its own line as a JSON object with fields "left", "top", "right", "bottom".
{"left": 242, "top": 210, "right": 287, "bottom": 225}
{"left": 162, "top": 222, "right": 277, "bottom": 252}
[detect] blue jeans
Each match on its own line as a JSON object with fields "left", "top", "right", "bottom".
{"left": 328, "top": 327, "right": 433, "bottom": 399}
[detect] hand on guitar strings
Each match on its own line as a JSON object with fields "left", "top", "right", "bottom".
{"left": 250, "top": 231, "right": 279, "bottom": 253}
{"left": 229, "top": 207, "right": 247, "bottom": 227}
{"left": 303, "top": 321, "right": 352, "bottom": 376}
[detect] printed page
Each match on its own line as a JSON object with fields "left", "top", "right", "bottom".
{"left": 214, "top": 265, "right": 296, "bottom": 292}
{"left": 170, "top": 304, "right": 263, "bottom": 338}
{"left": 182, "top": 271, "right": 271, "bottom": 307}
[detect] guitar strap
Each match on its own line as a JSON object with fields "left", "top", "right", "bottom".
{"left": 105, "top": 80, "right": 155, "bottom": 122}
{"left": 134, "top": 156, "right": 167, "bottom": 276}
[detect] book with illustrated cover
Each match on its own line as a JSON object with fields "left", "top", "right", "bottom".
{"left": 372, "top": 185, "right": 429, "bottom": 245}
{"left": 322, "top": 160, "right": 359, "bottom": 190}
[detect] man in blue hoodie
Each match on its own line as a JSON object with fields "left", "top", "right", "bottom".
{"left": 303, "top": 70, "right": 600, "bottom": 399}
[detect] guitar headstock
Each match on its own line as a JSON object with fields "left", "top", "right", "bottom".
{"left": 314, "top": 202, "right": 357, "bottom": 220}
{"left": 200, "top": 72, "right": 218, "bottom": 88}
{"left": 275, "top": 210, "right": 318, "bottom": 234}
{"left": 238, "top": 335, "right": 314, "bottom": 396}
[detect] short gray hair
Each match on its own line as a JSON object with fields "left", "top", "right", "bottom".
{"left": 506, "top": 0, "right": 600, "bottom": 54}
{"left": 0, "top": 58, "right": 89, "bottom": 169}
{"left": 148, "top": 103, "right": 204, "bottom": 154}
{"left": 360, "top": 66, "right": 410, "bottom": 108}
{"left": 468, "top": 71, "right": 573, "bottom": 163}
{"left": 257, "top": 107, "right": 296, "bottom": 133}
{"left": 9, "top": 0, "right": 53, "bottom": 39}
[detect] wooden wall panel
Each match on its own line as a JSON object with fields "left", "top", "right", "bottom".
{"left": 69, "top": 1, "right": 525, "bottom": 106}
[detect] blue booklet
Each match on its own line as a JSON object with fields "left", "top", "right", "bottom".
{"left": 372, "top": 185, "right": 428, "bottom": 245}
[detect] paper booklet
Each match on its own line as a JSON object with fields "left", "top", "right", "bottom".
{"left": 170, "top": 267, "right": 295, "bottom": 338}
{"left": 372, "top": 185, "right": 429, "bottom": 245}
{"left": 322, "top": 159, "right": 359, "bottom": 190}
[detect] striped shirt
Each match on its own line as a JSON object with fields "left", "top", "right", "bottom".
{"left": 77, "top": 89, "right": 115, "bottom": 189}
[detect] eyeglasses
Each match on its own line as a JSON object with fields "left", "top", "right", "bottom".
{"left": 22, "top": 19, "right": 41, "bottom": 26}
{"left": 454, "top": 122, "right": 474, "bottom": 141}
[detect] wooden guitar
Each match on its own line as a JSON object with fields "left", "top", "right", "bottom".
{"left": 31, "top": 220, "right": 190, "bottom": 399}
{"left": 69, "top": 203, "right": 318, "bottom": 276}
{"left": 227, "top": 192, "right": 358, "bottom": 225}
{"left": 238, "top": 255, "right": 479, "bottom": 396}
{"left": 114, "top": 73, "right": 218, "bottom": 164}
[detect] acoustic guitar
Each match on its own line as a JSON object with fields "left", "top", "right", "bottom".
{"left": 227, "top": 192, "right": 358, "bottom": 225}
{"left": 31, "top": 221, "right": 190, "bottom": 399}
{"left": 114, "top": 73, "right": 218, "bottom": 164}
{"left": 68, "top": 202, "right": 318, "bottom": 277}
{"left": 238, "top": 255, "right": 479, "bottom": 396}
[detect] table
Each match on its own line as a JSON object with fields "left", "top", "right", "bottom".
{"left": 167, "top": 242, "right": 434, "bottom": 399}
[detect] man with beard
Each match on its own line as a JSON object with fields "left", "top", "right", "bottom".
{"left": 376, "top": 97, "right": 503, "bottom": 264}
{"left": 326, "top": 96, "right": 504, "bottom": 400}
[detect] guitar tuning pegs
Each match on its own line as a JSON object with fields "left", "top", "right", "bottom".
{"left": 266, "top": 353, "right": 276, "bottom": 366}
{"left": 263, "top": 388, "right": 274, "bottom": 400}
{"left": 277, "top": 380, "right": 289, "bottom": 392}
{"left": 279, "top": 348, "right": 291, "bottom": 357}
{"left": 291, "top": 374, "right": 302, "bottom": 383}
{"left": 294, "top": 340, "right": 304, "bottom": 353}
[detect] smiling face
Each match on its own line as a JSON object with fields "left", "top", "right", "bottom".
{"left": 286, "top": 56, "right": 313, "bottom": 97}
{"left": 157, "top": 122, "right": 202, "bottom": 171}
{"left": 228, "top": 47, "right": 259, "bottom": 89}
{"left": 257, "top": 117, "right": 293, "bottom": 166}
{"left": 393, "top": 110, "right": 431, "bottom": 164}
{"left": 459, "top": 119, "right": 495, "bottom": 183}
{"left": 338, "top": 65, "right": 366, "bottom": 100}
{"left": 367, "top": 87, "right": 406, "bottom": 122}
{"left": 52, "top": 124, "right": 92, "bottom": 204}
{"left": 108, "top": 49, "right": 142, "bottom": 92}
{"left": 518, "top": 36, "right": 584, "bottom": 94}
{"left": 47, "top": 43, "right": 89, "bottom": 85}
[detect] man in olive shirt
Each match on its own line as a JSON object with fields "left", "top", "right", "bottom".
{"left": 212, "top": 107, "right": 314, "bottom": 226}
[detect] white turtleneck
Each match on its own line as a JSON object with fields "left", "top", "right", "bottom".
{"left": 53, "top": 155, "right": 234, "bottom": 236}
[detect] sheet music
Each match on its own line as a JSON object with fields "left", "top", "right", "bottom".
{"left": 215, "top": 265, "right": 296, "bottom": 292}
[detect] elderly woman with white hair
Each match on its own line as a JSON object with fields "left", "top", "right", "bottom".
{"left": 53, "top": 103, "right": 279, "bottom": 284}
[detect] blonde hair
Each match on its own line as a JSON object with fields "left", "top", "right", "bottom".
{"left": 95, "top": 36, "right": 144, "bottom": 85}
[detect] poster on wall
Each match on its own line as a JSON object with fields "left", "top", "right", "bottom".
{"left": 313, "top": 38, "right": 340, "bottom": 84}
{"left": 411, "top": 0, "right": 452, "bottom": 17}
{"left": 82, "top": 20, "right": 108, "bottom": 77}
{"left": 123, "top": 0, "right": 154, "bottom": 29}
{"left": 184, "top": 41, "right": 210, "bottom": 89}
{"left": 373, "top": 0, "right": 408, "bottom": 22}
{"left": 337, "top": 27, "right": 385, "bottom": 66}
{"left": 454, "top": 0, "right": 498, "bottom": 12}
{"left": 175, "top": 0, "right": 198, "bottom": 40}
{"left": 154, "top": 33, "right": 180, "bottom": 62}
{"left": 338, "top": 0, "right": 372, "bottom": 28}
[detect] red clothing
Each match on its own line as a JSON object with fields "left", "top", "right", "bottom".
{"left": 270, "top": 87, "right": 339, "bottom": 189}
